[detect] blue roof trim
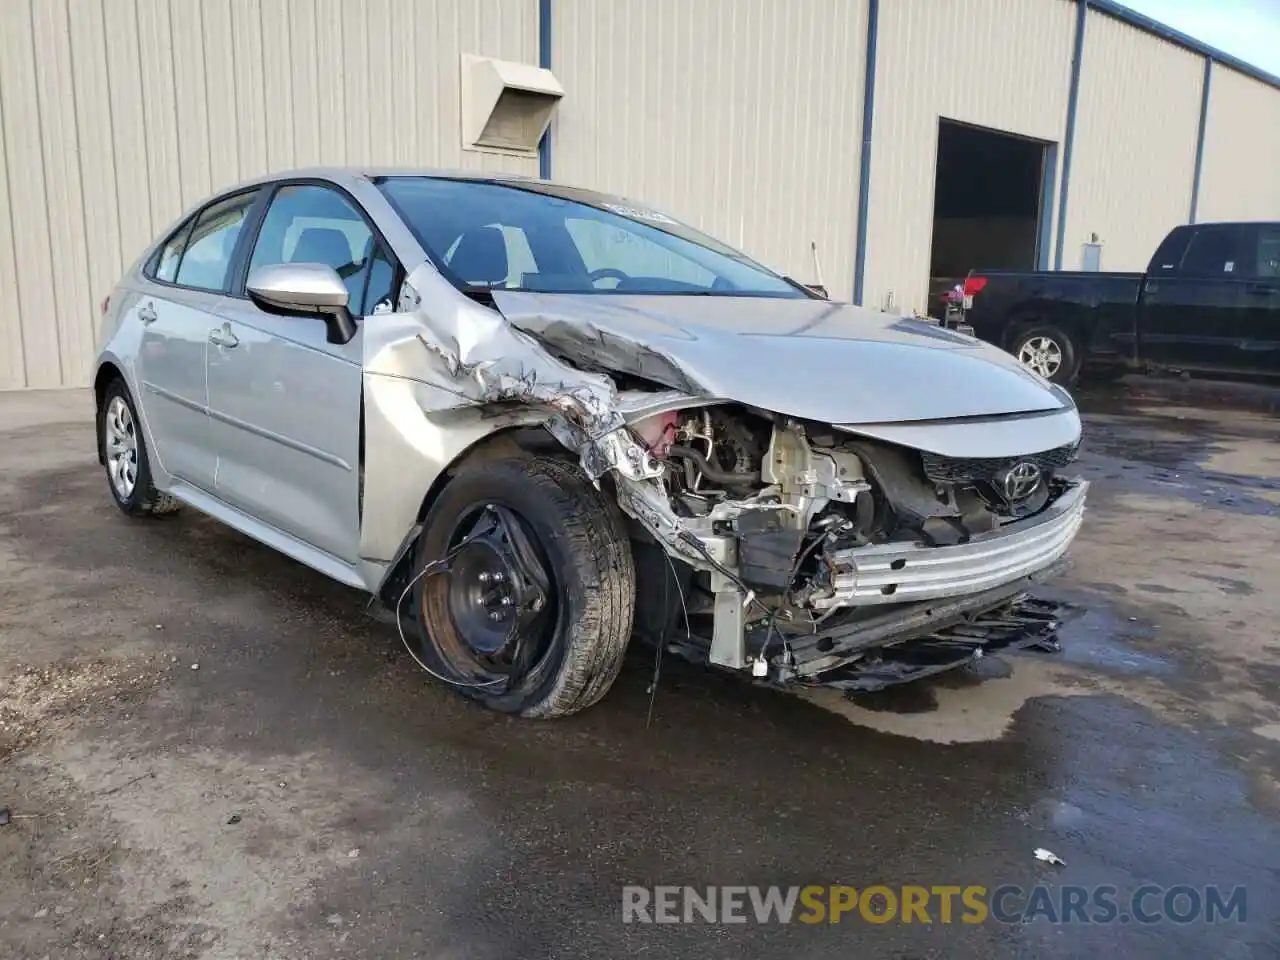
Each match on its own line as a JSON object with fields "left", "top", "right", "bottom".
{"left": 1055, "top": 0, "right": 1088, "bottom": 270}
{"left": 1089, "top": 0, "right": 1280, "bottom": 91}
{"left": 852, "top": 0, "right": 879, "bottom": 306}
{"left": 537, "top": 0, "right": 552, "bottom": 179}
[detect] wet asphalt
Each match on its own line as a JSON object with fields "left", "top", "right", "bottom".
{"left": 1, "top": 377, "right": 1279, "bottom": 959}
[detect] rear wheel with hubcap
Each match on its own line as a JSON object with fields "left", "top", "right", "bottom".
{"left": 98, "top": 379, "right": 181, "bottom": 517}
{"left": 408, "top": 456, "right": 635, "bottom": 718}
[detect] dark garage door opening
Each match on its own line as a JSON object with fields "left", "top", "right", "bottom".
{"left": 928, "top": 119, "right": 1052, "bottom": 316}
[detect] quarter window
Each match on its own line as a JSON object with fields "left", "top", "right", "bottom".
{"left": 152, "top": 220, "right": 193, "bottom": 282}
{"left": 248, "top": 184, "right": 390, "bottom": 316}
{"left": 173, "top": 191, "right": 257, "bottom": 292}
{"left": 363, "top": 243, "right": 399, "bottom": 314}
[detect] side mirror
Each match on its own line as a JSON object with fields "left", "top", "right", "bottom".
{"left": 247, "top": 263, "right": 357, "bottom": 345}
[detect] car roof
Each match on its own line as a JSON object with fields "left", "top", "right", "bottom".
{"left": 224, "top": 166, "right": 548, "bottom": 192}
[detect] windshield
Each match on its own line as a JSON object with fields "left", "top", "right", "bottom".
{"left": 376, "top": 176, "right": 807, "bottom": 298}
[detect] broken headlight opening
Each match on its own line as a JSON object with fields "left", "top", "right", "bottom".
{"left": 612, "top": 403, "right": 1085, "bottom": 690}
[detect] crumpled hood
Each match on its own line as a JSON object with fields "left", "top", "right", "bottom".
{"left": 491, "top": 292, "right": 1068, "bottom": 425}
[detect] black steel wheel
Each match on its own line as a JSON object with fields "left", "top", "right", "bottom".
{"left": 409, "top": 456, "right": 635, "bottom": 717}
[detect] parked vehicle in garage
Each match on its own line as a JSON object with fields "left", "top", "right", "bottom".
{"left": 957, "top": 221, "right": 1280, "bottom": 384}
{"left": 93, "top": 168, "right": 1087, "bottom": 717}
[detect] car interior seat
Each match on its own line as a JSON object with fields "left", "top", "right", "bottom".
{"left": 291, "top": 227, "right": 358, "bottom": 273}
{"left": 448, "top": 227, "right": 509, "bottom": 287}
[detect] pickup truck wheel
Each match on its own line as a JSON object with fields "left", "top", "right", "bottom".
{"left": 1011, "top": 325, "right": 1079, "bottom": 385}
{"left": 409, "top": 456, "right": 636, "bottom": 718}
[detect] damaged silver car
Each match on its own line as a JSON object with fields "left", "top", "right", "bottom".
{"left": 93, "top": 169, "right": 1087, "bottom": 717}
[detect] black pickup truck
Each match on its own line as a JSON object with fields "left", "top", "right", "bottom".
{"left": 956, "top": 221, "right": 1280, "bottom": 385}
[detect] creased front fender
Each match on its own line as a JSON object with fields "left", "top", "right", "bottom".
{"left": 358, "top": 265, "right": 667, "bottom": 567}
{"left": 358, "top": 373, "right": 550, "bottom": 564}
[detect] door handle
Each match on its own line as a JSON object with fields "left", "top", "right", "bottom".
{"left": 208, "top": 325, "right": 239, "bottom": 348}
{"left": 138, "top": 302, "right": 157, "bottom": 324}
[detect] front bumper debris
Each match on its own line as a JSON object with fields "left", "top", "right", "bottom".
{"left": 811, "top": 480, "right": 1088, "bottom": 609}
{"left": 775, "top": 557, "right": 1072, "bottom": 679}
{"left": 805, "top": 595, "right": 1072, "bottom": 692}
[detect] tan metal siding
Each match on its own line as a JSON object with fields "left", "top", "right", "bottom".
{"left": 864, "top": 0, "right": 1076, "bottom": 314}
{"left": 0, "top": 0, "right": 60, "bottom": 388}
{"left": 34, "top": 0, "right": 95, "bottom": 387}
{"left": 68, "top": 0, "right": 126, "bottom": 388}
{"left": 1062, "top": 11, "right": 1202, "bottom": 272}
{"left": 1198, "top": 66, "right": 1280, "bottom": 222}
{"left": 550, "top": 0, "right": 868, "bottom": 300}
{"left": 0, "top": 0, "right": 537, "bottom": 389}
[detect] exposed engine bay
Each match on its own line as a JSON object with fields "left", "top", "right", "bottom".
{"left": 360, "top": 272, "right": 1090, "bottom": 702}
{"left": 617, "top": 403, "right": 1087, "bottom": 686}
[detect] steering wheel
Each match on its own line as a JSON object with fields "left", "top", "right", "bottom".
{"left": 587, "top": 268, "right": 629, "bottom": 288}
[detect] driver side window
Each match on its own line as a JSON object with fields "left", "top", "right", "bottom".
{"left": 248, "top": 184, "right": 395, "bottom": 315}
{"left": 565, "top": 217, "right": 714, "bottom": 288}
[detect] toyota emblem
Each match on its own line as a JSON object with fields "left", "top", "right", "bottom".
{"left": 1002, "top": 461, "right": 1042, "bottom": 500}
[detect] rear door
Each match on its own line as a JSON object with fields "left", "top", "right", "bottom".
{"left": 1138, "top": 224, "right": 1249, "bottom": 371}
{"left": 132, "top": 190, "right": 259, "bottom": 489}
{"left": 205, "top": 182, "right": 398, "bottom": 563}
{"left": 1242, "top": 224, "right": 1280, "bottom": 375}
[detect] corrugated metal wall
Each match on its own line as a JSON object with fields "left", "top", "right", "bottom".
{"left": 1062, "top": 9, "right": 1203, "bottom": 272}
{"left": 1198, "top": 65, "right": 1280, "bottom": 223}
{"left": 0, "top": 0, "right": 538, "bottom": 390}
{"left": 4, "top": 0, "right": 1280, "bottom": 391}
{"left": 863, "top": 0, "right": 1076, "bottom": 314}
{"left": 549, "top": 0, "right": 869, "bottom": 301}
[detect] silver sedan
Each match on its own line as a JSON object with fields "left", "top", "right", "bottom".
{"left": 94, "top": 169, "right": 1086, "bottom": 717}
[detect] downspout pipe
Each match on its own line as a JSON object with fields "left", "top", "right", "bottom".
{"left": 537, "top": 0, "right": 552, "bottom": 179}
{"left": 1189, "top": 57, "right": 1211, "bottom": 222}
{"left": 852, "top": 0, "right": 879, "bottom": 306}
{"left": 1054, "top": 0, "right": 1088, "bottom": 270}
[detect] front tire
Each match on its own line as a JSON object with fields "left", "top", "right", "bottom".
{"left": 98, "top": 379, "right": 181, "bottom": 517}
{"left": 409, "top": 456, "right": 636, "bottom": 718}
{"left": 1010, "top": 323, "right": 1080, "bottom": 385}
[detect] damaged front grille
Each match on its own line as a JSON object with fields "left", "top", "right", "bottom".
{"left": 920, "top": 443, "right": 1079, "bottom": 486}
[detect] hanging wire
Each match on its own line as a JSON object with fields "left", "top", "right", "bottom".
{"left": 394, "top": 532, "right": 509, "bottom": 690}
{"left": 646, "top": 550, "right": 692, "bottom": 729}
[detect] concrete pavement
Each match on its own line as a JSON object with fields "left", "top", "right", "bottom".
{"left": 1, "top": 380, "right": 1278, "bottom": 959}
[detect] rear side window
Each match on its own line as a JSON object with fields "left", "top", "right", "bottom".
{"left": 174, "top": 191, "right": 257, "bottom": 292}
{"left": 1178, "top": 226, "right": 1246, "bottom": 278}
